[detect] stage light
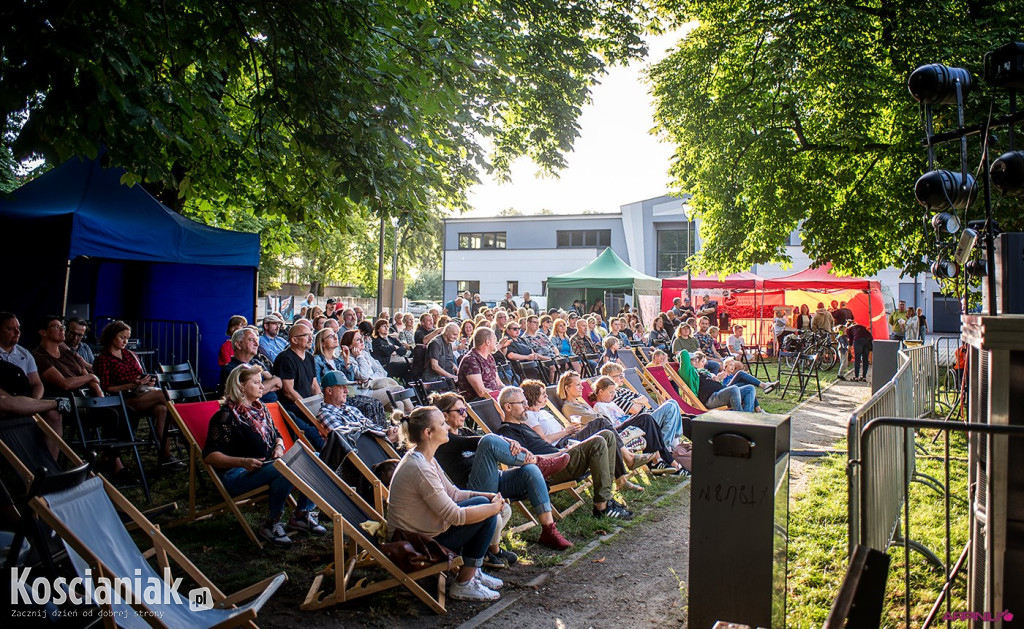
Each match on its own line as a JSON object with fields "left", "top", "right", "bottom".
{"left": 931, "top": 212, "right": 961, "bottom": 234}
{"left": 966, "top": 259, "right": 988, "bottom": 277}
{"left": 908, "top": 64, "right": 973, "bottom": 105}
{"left": 991, "top": 150, "right": 1024, "bottom": 196}
{"left": 931, "top": 258, "right": 960, "bottom": 279}
{"left": 915, "top": 170, "right": 977, "bottom": 210}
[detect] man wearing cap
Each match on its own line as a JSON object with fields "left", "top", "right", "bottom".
{"left": 318, "top": 371, "right": 400, "bottom": 450}
{"left": 259, "top": 314, "right": 288, "bottom": 362}
{"left": 566, "top": 312, "right": 580, "bottom": 336}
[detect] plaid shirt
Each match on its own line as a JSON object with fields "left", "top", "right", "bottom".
{"left": 523, "top": 332, "right": 556, "bottom": 358}
{"left": 317, "top": 402, "right": 376, "bottom": 434}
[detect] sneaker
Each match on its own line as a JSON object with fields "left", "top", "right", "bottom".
{"left": 260, "top": 521, "right": 292, "bottom": 546}
{"left": 55, "top": 397, "right": 72, "bottom": 414}
{"left": 538, "top": 523, "right": 574, "bottom": 550}
{"left": 474, "top": 570, "right": 504, "bottom": 590}
{"left": 593, "top": 503, "right": 633, "bottom": 520}
{"left": 534, "top": 452, "right": 570, "bottom": 479}
{"left": 496, "top": 548, "right": 519, "bottom": 566}
{"left": 608, "top": 498, "right": 633, "bottom": 517}
{"left": 288, "top": 511, "right": 327, "bottom": 536}
{"left": 158, "top": 456, "right": 187, "bottom": 471}
{"left": 450, "top": 577, "right": 500, "bottom": 601}
{"left": 483, "top": 551, "right": 508, "bottom": 569}
{"left": 673, "top": 466, "right": 692, "bottom": 478}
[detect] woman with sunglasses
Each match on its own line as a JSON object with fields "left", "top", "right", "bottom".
{"left": 432, "top": 392, "right": 574, "bottom": 555}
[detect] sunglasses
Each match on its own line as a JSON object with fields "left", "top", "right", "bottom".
{"left": 449, "top": 408, "right": 468, "bottom": 416}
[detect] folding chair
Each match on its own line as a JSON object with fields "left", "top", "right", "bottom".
{"left": 274, "top": 442, "right": 460, "bottom": 613}
{"left": 465, "top": 398, "right": 587, "bottom": 526}
{"left": 30, "top": 475, "right": 287, "bottom": 628}
{"left": 159, "top": 361, "right": 198, "bottom": 377}
{"left": 156, "top": 370, "right": 201, "bottom": 391}
{"left": 69, "top": 393, "right": 153, "bottom": 502}
{"left": 163, "top": 385, "right": 206, "bottom": 404}
{"left": 386, "top": 387, "right": 419, "bottom": 410}
{"left": 739, "top": 344, "right": 773, "bottom": 382}
{"left": 287, "top": 395, "right": 328, "bottom": 440}
{"left": 512, "top": 359, "right": 549, "bottom": 385}
{"left": 777, "top": 351, "right": 823, "bottom": 402}
{"left": 165, "top": 400, "right": 272, "bottom": 547}
{"left": 646, "top": 365, "right": 722, "bottom": 416}
{"left": 621, "top": 368, "right": 661, "bottom": 409}
{"left": 419, "top": 378, "right": 455, "bottom": 403}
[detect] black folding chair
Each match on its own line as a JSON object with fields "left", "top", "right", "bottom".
{"left": 513, "top": 359, "right": 549, "bottom": 385}
{"left": 69, "top": 394, "right": 152, "bottom": 501}
{"left": 155, "top": 370, "right": 200, "bottom": 391}
{"left": 386, "top": 387, "right": 419, "bottom": 410}
{"left": 162, "top": 385, "right": 206, "bottom": 404}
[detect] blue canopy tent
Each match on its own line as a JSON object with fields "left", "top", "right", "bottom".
{"left": 0, "top": 156, "right": 260, "bottom": 387}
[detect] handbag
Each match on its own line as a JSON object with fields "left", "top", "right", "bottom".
{"left": 381, "top": 528, "right": 458, "bottom": 573}
{"left": 672, "top": 441, "right": 693, "bottom": 471}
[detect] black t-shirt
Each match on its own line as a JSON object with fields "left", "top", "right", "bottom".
{"left": 414, "top": 325, "right": 434, "bottom": 345}
{"left": 696, "top": 372, "right": 724, "bottom": 405}
{"left": 425, "top": 336, "right": 455, "bottom": 379}
{"left": 273, "top": 348, "right": 317, "bottom": 398}
{"left": 506, "top": 337, "right": 533, "bottom": 359}
{"left": 496, "top": 421, "right": 558, "bottom": 456}
{"left": 434, "top": 428, "right": 482, "bottom": 487}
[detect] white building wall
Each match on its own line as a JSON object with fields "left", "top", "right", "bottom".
{"left": 444, "top": 247, "right": 605, "bottom": 302}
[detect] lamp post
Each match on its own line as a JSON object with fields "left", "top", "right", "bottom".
{"left": 376, "top": 216, "right": 386, "bottom": 315}
{"left": 390, "top": 216, "right": 400, "bottom": 316}
{"left": 683, "top": 203, "right": 694, "bottom": 305}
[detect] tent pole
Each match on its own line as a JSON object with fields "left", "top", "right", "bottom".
{"left": 61, "top": 259, "right": 71, "bottom": 317}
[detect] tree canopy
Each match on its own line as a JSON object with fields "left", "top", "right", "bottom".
{"left": 650, "top": 0, "right": 1024, "bottom": 277}
{"left": 2, "top": 0, "right": 653, "bottom": 230}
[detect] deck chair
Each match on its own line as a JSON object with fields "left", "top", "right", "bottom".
{"left": 30, "top": 475, "right": 287, "bottom": 628}
{"left": 635, "top": 346, "right": 655, "bottom": 364}
{"left": 646, "top": 365, "right": 719, "bottom": 417}
{"left": 165, "top": 400, "right": 272, "bottom": 548}
{"left": 620, "top": 349, "right": 646, "bottom": 372}
{"left": 273, "top": 442, "right": 460, "bottom": 613}
{"left": 265, "top": 402, "right": 298, "bottom": 450}
{"left": 465, "top": 398, "right": 587, "bottom": 527}
{"left": 622, "top": 368, "right": 660, "bottom": 409}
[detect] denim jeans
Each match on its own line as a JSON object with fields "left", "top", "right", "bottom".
{"left": 280, "top": 403, "right": 327, "bottom": 450}
{"left": 222, "top": 463, "right": 313, "bottom": 523}
{"left": 433, "top": 496, "right": 498, "bottom": 568}
{"left": 467, "top": 434, "right": 552, "bottom": 515}
{"left": 706, "top": 360, "right": 721, "bottom": 375}
{"left": 726, "top": 371, "right": 762, "bottom": 387}
{"left": 707, "top": 384, "right": 758, "bottom": 412}
{"left": 647, "top": 400, "right": 684, "bottom": 446}
{"left": 617, "top": 412, "right": 673, "bottom": 463}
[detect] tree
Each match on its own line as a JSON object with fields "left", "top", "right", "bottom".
{"left": 649, "top": 0, "right": 1024, "bottom": 277}
{"left": 406, "top": 267, "right": 443, "bottom": 301}
{"left": 2, "top": 0, "right": 654, "bottom": 231}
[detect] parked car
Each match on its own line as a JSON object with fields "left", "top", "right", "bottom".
{"left": 406, "top": 300, "right": 442, "bottom": 316}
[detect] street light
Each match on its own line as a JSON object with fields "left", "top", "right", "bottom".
{"left": 683, "top": 203, "right": 694, "bottom": 305}
{"left": 390, "top": 216, "right": 400, "bottom": 316}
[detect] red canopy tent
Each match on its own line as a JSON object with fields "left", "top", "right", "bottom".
{"left": 660, "top": 271, "right": 765, "bottom": 311}
{"left": 763, "top": 263, "right": 889, "bottom": 339}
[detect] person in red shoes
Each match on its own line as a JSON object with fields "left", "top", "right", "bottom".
{"left": 432, "top": 391, "right": 574, "bottom": 555}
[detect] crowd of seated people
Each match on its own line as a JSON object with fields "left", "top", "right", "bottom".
{"left": 2, "top": 291, "right": 860, "bottom": 611}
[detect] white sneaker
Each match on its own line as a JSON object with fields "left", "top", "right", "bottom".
{"left": 450, "top": 577, "right": 500, "bottom": 601}
{"left": 474, "top": 570, "right": 504, "bottom": 590}
{"left": 259, "top": 521, "right": 292, "bottom": 546}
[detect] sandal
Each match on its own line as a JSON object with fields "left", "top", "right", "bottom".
{"left": 618, "top": 480, "right": 645, "bottom": 492}
{"left": 628, "top": 452, "right": 658, "bottom": 470}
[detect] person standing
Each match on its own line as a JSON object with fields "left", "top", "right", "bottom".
{"left": 846, "top": 322, "right": 873, "bottom": 382}
{"left": 888, "top": 301, "right": 909, "bottom": 341}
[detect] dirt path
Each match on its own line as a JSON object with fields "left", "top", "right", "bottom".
{"left": 259, "top": 382, "right": 870, "bottom": 628}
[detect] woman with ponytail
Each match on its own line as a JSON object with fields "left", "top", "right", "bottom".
{"left": 387, "top": 406, "right": 506, "bottom": 601}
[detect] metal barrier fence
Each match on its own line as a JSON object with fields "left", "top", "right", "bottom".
{"left": 847, "top": 343, "right": 937, "bottom": 554}
{"left": 95, "top": 318, "right": 200, "bottom": 374}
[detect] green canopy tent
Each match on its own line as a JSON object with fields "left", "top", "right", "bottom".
{"left": 546, "top": 248, "right": 663, "bottom": 326}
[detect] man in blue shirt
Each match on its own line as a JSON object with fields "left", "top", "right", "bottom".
{"left": 258, "top": 314, "right": 288, "bottom": 362}
{"left": 444, "top": 296, "right": 464, "bottom": 319}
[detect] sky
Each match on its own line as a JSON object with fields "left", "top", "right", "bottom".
{"left": 465, "top": 26, "right": 695, "bottom": 217}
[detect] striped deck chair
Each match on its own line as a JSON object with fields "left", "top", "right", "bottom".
{"left": 274, "top": 442, "right": 459, "bottom": 613}
{"left": 465, "top": 398, "right": 587, "bottom": 529}
{"left": 30, "top": 475, "right": 286, "bottom": 628}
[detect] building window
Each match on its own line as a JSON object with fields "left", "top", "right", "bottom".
{"left": 656, "top": 227, "right": 692, "bottom": 278}
{"left": 556, "top": 230, "right": 611, "bottom": 248}
{"left": 457, "top": 280, "right": 480, "bottom": 294}
{"left": 459, "top": 232, "right": 507, "bottom": 249}
{"left": 507, "top": 281, "right": 519, "bottom": 296}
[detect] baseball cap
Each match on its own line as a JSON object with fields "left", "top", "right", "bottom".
{"left": 321, "top": 370, "right": 354, "bottom": 388}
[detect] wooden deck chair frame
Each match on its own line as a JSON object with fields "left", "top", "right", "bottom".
{"left": 29, "top": 474, "right": 286, "bottom": 628}
{"left": 165, "top": 400, "right": 272, "bottom": 548}
{"left": 274, "top": 442, "right": 461, "bottom": 614}
{"left": 645, "top": 365, "right": 726, "bottom": 415}
{"left": 465, "top": 398, "right": 587, "bottom": 530}
{"left": 0, "top": 414, "right": 87, "bottom": 486}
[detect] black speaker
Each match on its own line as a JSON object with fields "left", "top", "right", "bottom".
{"left": 992, "top": 233, "right": 1024, "bottom": 315}
{"left": 984, "top": 42, "right": 1024, "bottom": 89}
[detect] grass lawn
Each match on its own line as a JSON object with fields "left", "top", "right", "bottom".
{"left": 785, "top": 430, "right": 969, "bottom": 626}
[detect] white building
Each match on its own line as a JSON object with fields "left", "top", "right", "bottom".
{"left": 443, "top": 195, "right": 955, "bottom": 331}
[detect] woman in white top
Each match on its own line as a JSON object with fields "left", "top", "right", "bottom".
{"left": 387, "top": 406, "right": 505, "bottom": 601}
